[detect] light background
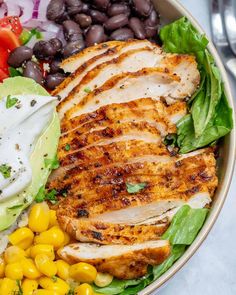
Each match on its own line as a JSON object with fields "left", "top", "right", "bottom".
{"left": 157, "top": 1, "right": 236, "bottom": 294}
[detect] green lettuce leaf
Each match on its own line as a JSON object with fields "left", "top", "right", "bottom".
{"left": 94, "top": 206, "right": 208, "bottom": 294}
{"left": 160, "top": 17, "right": 233, "bottom": 153}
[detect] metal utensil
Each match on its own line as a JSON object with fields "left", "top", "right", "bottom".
{"left": 210, "top": 0, "right": 236, "bottom": 79}
{"left": 223, "top": 0, "right": 236, "bottom": 55}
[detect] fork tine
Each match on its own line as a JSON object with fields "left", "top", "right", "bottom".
{"left": 222, "top": 0, "right": 236, "bottom": 55}
{"left": 210, "top": 0, "right": 228, "bottom": 46}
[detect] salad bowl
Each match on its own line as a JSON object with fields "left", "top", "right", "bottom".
{"left": 140, "top": 0, "right": 236, "bottom": 294}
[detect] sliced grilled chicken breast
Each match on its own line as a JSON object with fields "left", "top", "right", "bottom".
{"left": 56, "top": 192, "right": 211, "bottom": 245}
{"left": 58, "top": 240, "right": 171, "bottom": 279}
{"left": 60, "top": 41, "right": 122, "bottom": 73}
{"left": 56, "top": 40, "right": 159, "bottom": 116}
{"left": 61, "top": 98, "right": 187, "bottom": 134}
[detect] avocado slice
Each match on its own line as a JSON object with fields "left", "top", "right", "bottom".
{"left": 0, "top": 77, "right": 60, "bottom": 231}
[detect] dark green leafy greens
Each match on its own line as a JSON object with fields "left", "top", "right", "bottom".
{"left": 160, "top": 17, "right": 233, "bottom": 153}
{"left": 94, "top": 205, "right": 208, "bottom": 294}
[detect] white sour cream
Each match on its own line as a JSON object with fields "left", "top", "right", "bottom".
{"left": 0, "top": 94, "right": 57, "bottom": 201}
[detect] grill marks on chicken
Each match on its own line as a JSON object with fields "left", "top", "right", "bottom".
{"left": 59, "top": 241, "right": 171, "bottom": 279}
{"left": 51, "top": 41, "right": 217, "bottom": 279}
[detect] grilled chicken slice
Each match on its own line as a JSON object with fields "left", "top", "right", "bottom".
{"left": 55, "top": 40, "right": 158, "bottom": 116}
{"left": 60, "top": 41, "right": 122, "bottom": 73}
{"left": 64, "top": 65, "right": 198, "bottom": 120}
{"left": 56, "top": 192, "right": 211, "bottom": 245}
{"left": 61, "top": 98, "right": 186, "bottom": 135}
{"left": 58, "top": 121, "right": 162, "bottom": 159}
{"left": 58, "top": 240, "right": 171, "bottom": 279}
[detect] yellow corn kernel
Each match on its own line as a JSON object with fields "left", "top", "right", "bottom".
{"left": 21, "top": 257, "right": 41, "bottom": 279}
{"left": 34, "top": 226, "right": 65, "bottom": 249}
{"left": 8, "top": 227, "right": 34, "bottom": 249}
{"left": 22, "top": 278, "right": 38, "bottom": 295}
{"left": 94, "top": 272, "right": 113, "bottom": 287}
{"left": 55, "top": 260, "right": 70, "bottom": 281}
{"left": 49, "top": 210, "right": 58, "bottom": 227}
{"left": 74, "top": 283, "right": 94, "bottom": 295}
{"left": 4, "top": 245, "right": 26, "bottom": 263}
{"left": 30, "top": 244, "right": 55, "bottom": 260}
{"left": 0, "top": 278, "right": 19, "bottom": 294}
{"left": 69, "top": 262, "right": 97, "bottom": 283}
{"left": 28, "top": 202, "right": 50, "bottom": 233}
{"left": 39, "top": 276, "right": 70, "bottom": 294}
{"left": 25, "top": 246, "right": 33, "bottom": 257}
{"left": 35, "top": 254, "right": 57, "bottom": 277}
{"left": 33, "top": 290, "right": 60, "bottom": 295}
{"left": 5, "top": 262, "right": 23, "bottom": 280}
{"left": 0, "top": 257, "right": 5, "bottom": 278}
{"left": 62, "top": 231, "right": 70, "bottom": 246}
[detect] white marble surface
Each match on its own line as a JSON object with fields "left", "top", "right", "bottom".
{"left": 157, "top": 1, "right": 236, "bottom": 294}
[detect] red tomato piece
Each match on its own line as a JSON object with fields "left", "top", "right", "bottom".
{"left": 0, "top": 16, "right": 23, "bottom": 36}
{"left": 0, "top": 28, "right": 20, "bottom": 50}
{"left": 0, "top": 68, "right": 8, "bottom": 82}
{"left": 0, "top": 46, "right": 9, "bottom": 74}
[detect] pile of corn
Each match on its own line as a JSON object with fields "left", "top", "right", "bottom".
{"left": 0, "top": 202, "right": 113, "bottom": 294}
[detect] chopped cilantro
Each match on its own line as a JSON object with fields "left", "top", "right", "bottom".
{"left": 45, "top": 189, "right": 58, "bottom": 205}
{"left": 126, "top": 182, "right": 147, "bottom": 194}
{"left": 9, "top": 67, "right": 22, "bottom": 77}
{"left": 16, "top": 280, "right": 23, "bottom": 295}
{"left": 19, "top": 28, "right": 42, "bottom": 45}
{"left": 44, "top": 155, "right": 60, "bottom": 170}
{"left": 35, "top": 186, "right": 46, "bottom": 203}
{"left": 0, "top": 164, "right": 11, "bottom": 178}
{"left": 65, "top": 144, "right": 71, "bottom": 151}
{"left": 6, "top": 95, "right": 18, "bottom": 109}
{"left": 51, "top": 275, "right": 58, "bottom": 282}
{"left": 84, "top": 87, "right": 91, "bottom": 93}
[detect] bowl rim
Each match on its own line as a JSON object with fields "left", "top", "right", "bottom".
{"left": 140, "top": 1, "right": 236, "bottom": 294}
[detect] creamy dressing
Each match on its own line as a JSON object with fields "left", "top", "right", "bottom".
{"left": 0, "top": 94, "right": 57, "bottom": 201}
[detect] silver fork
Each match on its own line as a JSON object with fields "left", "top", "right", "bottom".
{"left": 210, "top": 0, "right": 236, "bottom": 79}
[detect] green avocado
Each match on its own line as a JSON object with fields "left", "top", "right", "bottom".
{"left": 0, "top": 77, "right": 60, "bottom": 231}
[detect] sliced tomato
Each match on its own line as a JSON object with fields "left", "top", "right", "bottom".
{"left": 0, "top": 29, "right": 20, "bottom": 51}
{"left": 0, "top": 46, "right": 9, "bottom": 74}
{"left": 0, "top": 68, "right": 8, "bottom": 82}
{"left": 0, "top": 16, "right": 22, "bottom": 37}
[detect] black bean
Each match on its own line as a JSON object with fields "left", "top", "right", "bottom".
{"left": 65, "top": 0, "right": 83, "bottom": 15}
{"left": 86, "top": 25, "right": 106, "bottom": 46}
{"left": 45, "top": 73, "right": 65, "bottom": 90}
{"left": 107, "top": 3, "right": 130, "bottom": 16}
{"left": 129, "top": 17, "right": 146, "bottom": 39}
{"left": 144, "top": 9, "right": 159, "bottom": 27}
{"left": 33, "top": 41, "right": 57, "bottom": 60}
{"left": 49, "top": 38, "right": 62, "bottom": 52}
{"left": 50, "top": 60, "right": 62, "bottom": 74}
{"left": 23, "top": 61, "right": 44, "bottom": 85}
{"left": 81, "top": 3, "right": 90, "bottom": 13}
{"left": 110, "top": 28, "right": 134, "bottom": 41}
{"left": 133, "top": 0, "right": 152, "bottom": 17}
{"left": 8, "top": 46, "right": 33, "bottom": 68}
{"left": 90, "top": 9, "right": 108, "bottom": 24}
{"left": 63, "top": 40, "right": 85, "bottom": 58}
{"left": 92, "top": 0, "right": 110, "bottom": 11}
{"left": 63, "top": 20, "right": 82, "bottom": 42}
{"left": 74, "top": 13, "right": 92, "bottom": 28}
{"left": 47, "top": 0, "right": 65, "bottom": 21}
{"left": 105, "top": 14, "right": 129, "bottom": 31}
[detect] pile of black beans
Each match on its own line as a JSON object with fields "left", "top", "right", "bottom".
{"left": 7, "top": 0, "right": 160, "bottom": 90}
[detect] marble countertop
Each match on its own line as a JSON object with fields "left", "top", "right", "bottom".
{"left": 157, "top": 1, "right": 236, "bottom": 294}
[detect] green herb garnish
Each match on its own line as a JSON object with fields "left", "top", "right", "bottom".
{"left": 126, "top": 182, "right": 147, "bottom": 194}
{"left": 84, "top": 87, "right": 91, "bottom": 93}
{"left": 19, "top": 28, "right": 42, "bottom": 45}
{"left": 35, "top": 186, "right": 46, "bottom": 203}
{"left": 51, "top": 275, "right": 58, "bottom": 282}
{"left": 44, "top": 155, "right": 60, "bottom": 170}
{"left": 0, "top": 164, "right": 11, "bottom": 178}
{"left": 45, "top": 189, "right": 58, "bottom": 205}
{"left": 65, "top": 144, "right": 71, "bottom": 151}
{"left": 6, "top": 95, "right": 18, "bottom": 109}
{"left": 35, "top": 186, "right": 58, "bottom": 204}
{"left": 9, "top": 67, "right": 22, "bottom": 77}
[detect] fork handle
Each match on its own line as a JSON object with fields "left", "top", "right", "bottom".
{"left": 225, "top": 59, "right": 236, "bottom": 80}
